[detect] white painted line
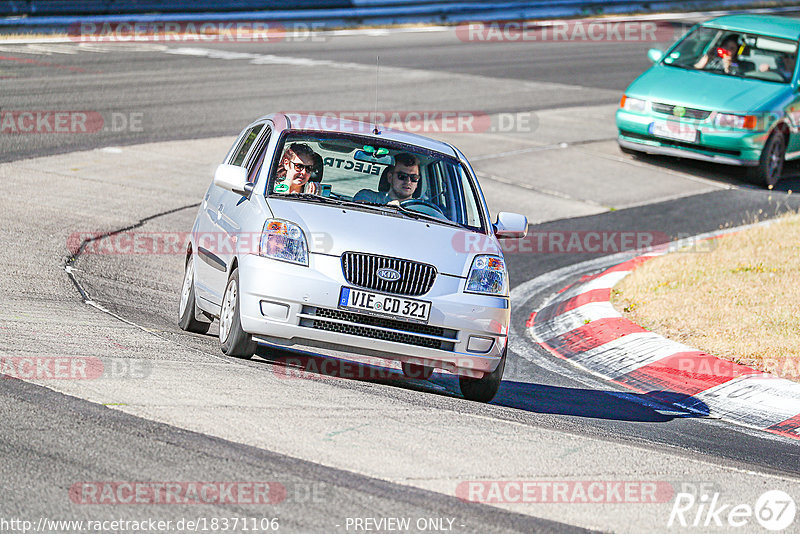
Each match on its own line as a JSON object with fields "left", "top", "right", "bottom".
{"left": 691, "top": 375, "right": 800, "bottom": 429}
{"left": 569, "top": 332, "right": 696, "bottom": 379}
{"left": 556, "top": 269, "right": 629, "bottom": 300}
{"left": 532, "top": 301, "right": 621, "bottom": 341}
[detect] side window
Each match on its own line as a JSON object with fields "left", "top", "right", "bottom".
{"left": 247, "top": 127, "right": 272, "bottom": 183}
{"left": 427, "top": 161, "right": 451, "bottom": 217}
{"left": 457, "top": 166, "right": 482, "bottom": 229}
{"left": 230, "top": 124, "right": 264, "bottom": 167}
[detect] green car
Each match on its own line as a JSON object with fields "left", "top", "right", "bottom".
{"left": 616, "top": 14, "right": 800, "bottom": 187}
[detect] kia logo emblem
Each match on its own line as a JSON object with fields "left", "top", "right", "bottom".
{"left": 376, "top": 268, "right": 401, "bottom": 281}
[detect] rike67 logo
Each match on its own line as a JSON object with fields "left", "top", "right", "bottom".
{"left": 668, "top": 488, "right": 796, "bottom": 531}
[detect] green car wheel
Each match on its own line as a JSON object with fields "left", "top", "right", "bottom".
{"left": 748, "top": 131, "right": 786, "bottom": 188}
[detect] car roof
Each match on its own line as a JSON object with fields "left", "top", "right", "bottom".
{"left": 255, "top": 113, "right": 459, "bottom": 157}
{"left": 703, "top": 14, "right": 800, "bottom": 41}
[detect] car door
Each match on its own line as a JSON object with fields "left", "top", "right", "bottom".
{"left": 195, "top": 122, "right": 267, "bottom": 306}
{"left": 214, "top": 124, "right": 274, "bottom": 295}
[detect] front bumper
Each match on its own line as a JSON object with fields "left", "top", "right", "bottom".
{"left": 616, "top": 109, "right": 768, "bottom": 166}
{"left": 237, "top": 253, "right": 509, "bottom": 377}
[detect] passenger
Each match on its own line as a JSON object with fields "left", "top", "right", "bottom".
{"left": 759, "top": 54, "right": 797, "bottom": 82}
{"left": 353, "top": 153, "right": 421, "bottom": 204}
{"left": 274, "top": 143, "right": 322, "bottom": 194}
{"left": 695, "top": 34, "right": 742, "bottom": 74}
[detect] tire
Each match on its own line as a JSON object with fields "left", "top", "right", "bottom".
{"left": 459, "top": 346, "right": 507, "bottom": 403}
{"left": 219, "top": 268, "right": 257, "bottom": 358}
{"left": 747, "top": 130, "right": 786, "bottom": 188}
{"left": 401, "top": 362, "right": 434, "bottom": 380}
{"left": 178, "top": 255, "right": 211, "bottom": 334}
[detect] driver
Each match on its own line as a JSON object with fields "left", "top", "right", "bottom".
{"left": 353, "top": 153, "right": 420, "bottom": 204}
{"left": 695, "top": 34, "right": 742, "bottom": 74}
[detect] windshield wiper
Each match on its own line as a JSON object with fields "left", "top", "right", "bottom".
{"left": 278, "top": 193, "right": 347, "bottom": 205}
{"left": 383, "top": 203, "right": 463, "bottom": 228}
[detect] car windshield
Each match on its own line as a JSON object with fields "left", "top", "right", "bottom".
{"left": 663, "top": 25, "right": 798, "bottom": 83}
{"left": 266, "top": 132, "right": 486, "bottom": 231}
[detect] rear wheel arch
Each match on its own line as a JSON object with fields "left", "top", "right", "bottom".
{"left": 178, "top": 245, "right": 211, "bottom": 334}
{"left": 228, "top": 256, "right": 239, "bottom": 280}
{"left": 184, "top": 243, "right": 193, "bottom": 266}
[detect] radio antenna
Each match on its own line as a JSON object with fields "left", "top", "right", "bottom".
{"left": 373, "top": 56, "right": 381, "bottom": 135}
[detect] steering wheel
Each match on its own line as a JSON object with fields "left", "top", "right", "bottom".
{"left": 400, "top": 198, "right": 448, "bottom": 219}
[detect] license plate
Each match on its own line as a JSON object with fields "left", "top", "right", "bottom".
{"left": 649, "top": 120, "right": 698, "bottom": 143}
{"left": 338, "top": 287, "right": 431, "bottom": 323}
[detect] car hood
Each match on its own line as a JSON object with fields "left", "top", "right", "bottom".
{"left": 267, "top": 199, "right": 498, "bottom": 277}
{"left": 627, "top": 64, "right": 789, "bottom": 113}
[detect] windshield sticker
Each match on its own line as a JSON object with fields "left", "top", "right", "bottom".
{"left": 323, "top": 157, "right": 383, "bottom": 176}
{"left": 274, "top": 182, "right": 289, "bottom": 193}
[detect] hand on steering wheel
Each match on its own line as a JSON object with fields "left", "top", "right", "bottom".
{"left": 400, "top": 198, "right": 446, "bottom": 217}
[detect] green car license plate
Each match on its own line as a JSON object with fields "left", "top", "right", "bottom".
{"left": 650, "top": 120, "right": 698, "bottom": 143}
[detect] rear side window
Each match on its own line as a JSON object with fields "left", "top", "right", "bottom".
{"left": 248, "top": 127, "right": 272, "bottom": 182}
{"left": 230, "top": 124, "right": 264, "bottom": 166}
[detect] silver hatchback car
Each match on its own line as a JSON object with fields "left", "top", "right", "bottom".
{"left": 179, "top": 113, "right": 527, "bottom": 402}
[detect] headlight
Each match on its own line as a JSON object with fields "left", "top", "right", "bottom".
{"left": 715, "top": 113, "right": 758, "bottom": 130}
{"left": 620, "top": 95, "right": 647, "bottom": 113}
{"left": 259, "top": 219, "right": 308, "bottom": 265}
{"left": 465, "top": 255, "right": 508, "bottom": 296}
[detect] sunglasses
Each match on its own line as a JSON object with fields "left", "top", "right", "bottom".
{"left": 289, "top": 159, "right": 315, "bottom": 174}
{"left": 395, "top": 171, "right": 420, "bottom": 183}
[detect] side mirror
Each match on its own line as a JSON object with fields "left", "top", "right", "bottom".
{"left": 493, "top": 212, "right": 528, "bottom": 239}
{"left": 647, "top": 48, "right": 664, "bottom": 63}
{"left": 213, "top": 164, "right": 253, "bottom": 195}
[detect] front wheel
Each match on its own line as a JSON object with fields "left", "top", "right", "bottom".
{"left": 219, "top": 268, "right": 256, "bottom": 358}
{"left": 459, "top": 346, "right": 506, "bottom": 403}
{"left": 747, "top": 131, "right": 786, "bottom": 188}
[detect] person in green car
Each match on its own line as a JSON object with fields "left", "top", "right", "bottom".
{"left": 695, "top": 34, "right": 745, "bottom": 74}
{"left": 759, "top": 53, "right": 797, "bottom": 82}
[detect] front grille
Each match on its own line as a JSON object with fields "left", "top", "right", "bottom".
{"left": 341, "top": 252, "right": 437, "bottom": 297}
{"left": 299, "top": 306, "right": 457, "bottom": 351}
{"left": 620, "top": 130, "right": 741, "bottom": 156}
{"left": 651, "top": 102, "right": 711, "bottom": 120}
